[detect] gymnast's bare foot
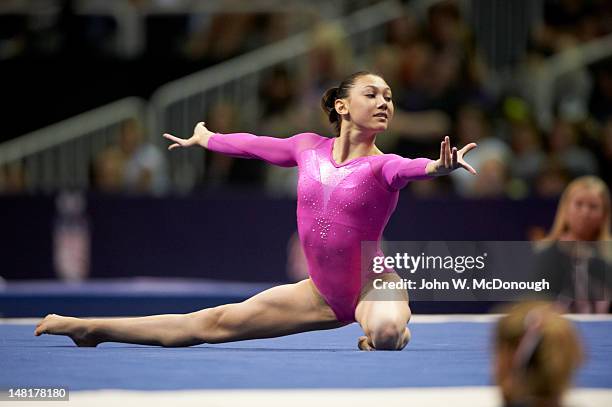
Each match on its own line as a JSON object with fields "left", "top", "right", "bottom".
{"left": 34, "top": 314, "right": 101, "bottom": 347}
{"left": 358, "top": 335, "right": 375, "bottom": 351}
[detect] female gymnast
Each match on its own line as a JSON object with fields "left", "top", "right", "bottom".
{"left": 35, "top": 71, "right": 477, "bottom": 350}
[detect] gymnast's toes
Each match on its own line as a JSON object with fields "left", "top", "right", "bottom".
{"left": 34, "top": 314, "right": 58, "bottom": 336}
{"left": 34, "top": 314, "right": 99, "bottom": 347}
{"left": 358, "top": 336, "right": 375, "bottom": 351}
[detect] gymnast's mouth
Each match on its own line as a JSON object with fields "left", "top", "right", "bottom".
{"left": 373, "top": 112, "right": 388, "bottom": 119}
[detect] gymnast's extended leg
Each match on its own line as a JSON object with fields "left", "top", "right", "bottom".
{"left": 355, "top": 273, "right": 411, "bottom": 351}
{"left": 34, "top": 279, "right": 346, "bottom": 347}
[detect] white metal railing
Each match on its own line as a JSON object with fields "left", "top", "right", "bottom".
{"left": 0, "top": 97, "right": 146, "bottom": 192}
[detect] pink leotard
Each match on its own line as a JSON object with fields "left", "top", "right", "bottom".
{"left": 208, "top": 132, "right": 432, "bottom": 322}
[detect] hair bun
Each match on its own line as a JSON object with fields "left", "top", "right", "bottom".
{"left": 321, "top": 87, "right": 339, "bottom": 112}
{"left": 328, "top": 87, "right": 339, "bottom": 103}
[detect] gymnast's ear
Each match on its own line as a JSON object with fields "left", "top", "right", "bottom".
{"left": 334, "top": 98, "right": 349, "bottom": 116}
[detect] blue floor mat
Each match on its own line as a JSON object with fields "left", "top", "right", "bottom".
{"left": 1, "top": 321, "right": 610, "bottom": 391}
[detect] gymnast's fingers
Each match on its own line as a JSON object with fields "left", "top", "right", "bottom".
{"left": 459, "top": 142, "right": 478, "bottom": 156}
{"left": 460, "top": 159, "right": 477, "bottom": 175}
{"left": 163, "top": 133, "right": 185, "bottom": 144}
{"left": 444, "top": 137, "right": 451, "bottom": 168}
{"left": 163, "top": 133, "right": 189, "bottom": 150}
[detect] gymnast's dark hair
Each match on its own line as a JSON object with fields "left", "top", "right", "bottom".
{"left": 321, "top": 71, "right": 378, "bottom": 136}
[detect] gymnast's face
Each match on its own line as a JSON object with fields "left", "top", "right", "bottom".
{"left": 565, "top": 187, "right": 606, "bottom": 240}
{"left": 337, "top": 75, "right": 394, "bottom": 133}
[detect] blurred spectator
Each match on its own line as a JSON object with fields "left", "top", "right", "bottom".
{"left": 307, "top": 23, "right": 353, "bottom": 89}
{"left": 398, "top": 47, "right": 463, "bottom": 117}
{"left": 510, "top": 121, "right": 546, "bottom": 186}
{"left": 494, "top": 301, "right": 583, "bottom": 407}
{"left": 450, "top": 104, "right": 513, "bottom": 197}
{"left": 298, "top": 22, "right": 353, "bottom": 135}
{"left": 184, "top": 13, "right": 254, "bottom": 62}
{"left": 596, "top": 117, "right": 612, "bottom": 187}
{"left": 588, "top": 61, "right": 612, "bottom": 123}
{"left": 257, "top": 64, "right": 310, "bottom": 137}
{"left": 0, "top": 162, "right": 28, "bottom": 194}
{"left": 184, "top": 12, "right": 303, "bottom": 63}
{"left": 257, "top": 66, "right": 303, "bottom": 196}
{"left": 544, "top": 175, "right": 611, "bottom": 241}
{"left": 384, "top": 13, "right": 419, "bottom": 50}
{"left": 259, "top": 65, "right": 297, "bottom": 120}
{"left": 426, "top": 1, "right": 467, "bottom": 53}
{"left": 380, "top": 15, "right": 456, "bottom": 158}
{"left": 472, "top": 157, "right": 511, "bottom": 198}
{"left": 383, "top": 39, "right": 452, "bottom": 149}
{"left": 548, "top": 118, "right": 598, "bottom": 178}
{"left": 534, "top": 157, "right": 572, "bottom": 198}
{"left": 369, "top": 44, "right": 401, "bottom": 91}
{"left": 204, "top": 101, "right": 239, "bottom": 186}
{"left": 93, "top": 145, "right": 125, "bottom": 194}
{"left": 119, "top": 118, "right": 169, "bottom": 195}
{"left": 377, "top": 12, "right": 419, "bottom": 92}
{"left": 539, "top": 176, "right": 611, "bottom": 313}
{"left": 554, "top": 67, "right": 592, "bottom": 125}
{"left": 397, "top": 40, "right": 432, "bottom": 96}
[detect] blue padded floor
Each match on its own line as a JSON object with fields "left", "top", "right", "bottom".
{"left": 1, "top": 319, "right": 611, "bottom": 391}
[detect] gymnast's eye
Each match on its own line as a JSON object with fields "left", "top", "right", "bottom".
{"left": 365, "top": 94, "right": 375, "bottom": 98}
{"left": 384, "top": 96, "right": 392, "bottom": 102}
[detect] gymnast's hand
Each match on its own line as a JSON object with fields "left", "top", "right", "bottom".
{"left": 163, "top": 122, "right": 214, "bottom": 150}
{"left": 426, "top": 135, "right": 477, "bottom": 176}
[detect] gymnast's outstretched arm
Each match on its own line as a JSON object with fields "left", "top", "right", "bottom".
{"left": 379, "top": 135, "right": 477, "bottom": 190}
{"left": 163, "top": 122, "right": 320, "bottom": 167}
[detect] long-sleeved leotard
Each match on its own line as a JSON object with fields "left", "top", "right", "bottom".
{"left": 208, "top": 132, "right": 433, "bottom": 322}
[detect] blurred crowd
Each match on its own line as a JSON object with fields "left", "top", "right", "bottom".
{"left": 1, "top": 0, "right": 612, "bottom": 199}
{"left": 0, "top": 0, "right": 320, "bottom": 61}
